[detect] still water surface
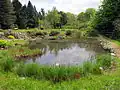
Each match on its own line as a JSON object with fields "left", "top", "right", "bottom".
{"left": 26, "top": 39, "right": 106, "bottom": 65}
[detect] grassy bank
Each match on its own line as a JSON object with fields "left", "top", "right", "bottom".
{"left": 0, "top": 60, "right": 120, "bottom": 90}
{"left": 0, "top": 48, "right": 119, "bottom": 89}
{"left": 0, "top": 34, "right": 120, "bottom": 89}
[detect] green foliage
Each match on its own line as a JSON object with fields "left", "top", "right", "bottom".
{"left": 88, "top": 29, "right": 98, "bottom": 37}
{"left": 93, "top": 0, "right": 120, "bottom": 39}
{"left": 96, "top": 54, "right": 114, "bottom": 69}
{"left": 16, "top": 64, "right": 83, "bottom": 82}
{"left": 0, "top": 0, "right": 16, "bottom": 29}
{"left": 0, "top": 40, "right": 13, "bottom": 47}
{"left": 8, "top": 35, "right": 15, "bottom": 39}
{"left": 15, "top": 54, "right": 115, "bottom": 83}
{"left": 0, "top": 72, "right": 120, "bottom": 90}
{"left": 73, "top": 31, "right": 82, "bottom": 39}
{"left": 49, "top": 31, "right": 60, "bottom": 36}
{"left": 12, "top": 0, "right": 22, "bottom": 27}
{"left": 27, "top": 30, "right": 47, "bottom": 37}
{"left": 65, "top": 30, "right": 72, "bottom": 36}
{"left": 46, "top": 7, "right": 61, "bottom": 28}
{"left": 0, "top": 56, "right": 15, "bottom": 72}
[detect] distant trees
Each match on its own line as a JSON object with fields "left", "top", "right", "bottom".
{"left": 46, "top": 7, "right": 61, "bottom": 28}
{"left": 77, "top": 8, "right": 96, "bottom": 29}
{"left": 0, "top": 0, "right": 16, "bottom": 29}
{"left": 93, "top": 0, "right": 120, "bottom": 39}
{"left": 26, "top": 1, "right": 39, "bottom": 28}
{"left": 12, "top": 0, "right": 22, "bottom": 28}
{"left": 0, "top": 0, "right": 97, "bottom": 30}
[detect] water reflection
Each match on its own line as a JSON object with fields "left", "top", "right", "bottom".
{"left": 26, "top": 39, "right": 106, "bottom": 65}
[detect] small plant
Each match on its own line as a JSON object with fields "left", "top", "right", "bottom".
{"left": 8, "top": 35, "right": 15, "bottom": 39}
{"left": 65, "top": 30, "right": 72, "bottom": 36}
{"left": 96, "top": 54, "right": 114, "bottom": 69}
{"left": 0, "top": 56, "right": 15, "bottom": 72}
{"left": 49, "top": 31, "right": 60, "bottom": 36}
{"left": 36, "top": 31, "right": 44, "bottom": 36}
{"left": 0, "top": 40, "right": 12, "bottom": 48}
{"left": 73, "top": 31, "right": 82, "bottom": 38}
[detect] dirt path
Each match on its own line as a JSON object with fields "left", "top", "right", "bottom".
{"left": 110, "top": 42, "right": 120, "bottom": 58}
{"left": 98, "top": 35, "right": 120, "bottom": 58}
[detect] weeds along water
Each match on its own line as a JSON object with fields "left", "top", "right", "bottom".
{"left": 0, "top": 48, "right": 117, "bottom": 83}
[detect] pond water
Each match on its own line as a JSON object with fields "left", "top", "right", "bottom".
{"left": 26, "top": 39, "right": 107, "bottom": 65}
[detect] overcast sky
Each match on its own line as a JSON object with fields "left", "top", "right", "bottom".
{"left": 19, "top": 0, "right": 102, "bottom": 14}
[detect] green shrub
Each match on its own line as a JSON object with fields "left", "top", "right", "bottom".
{"left": 73, "top": 31, "right": 82, "bottom": 39}
{"left": 96, "top": 54, "right": 113, "bottom": 69}
{"left": 8, "top": 35, "right": 15, "bottom": 39}
{"left": 82, "top": 61, "right": 94, "bottom": 75}
{"left": 65, "top": 30, "right": 72, "bottom": 36}
{"left": 0, "top": 56, "right": 15, "bottom": 72}
{"left": 16, "top": 64, "right": 83, "bottom": 82}
{"left": 36, "top": 31, "right": 45, "bottom": 36}
{"left": 49, "top": 31, "right": 60, "bottom": 36}
{"left": 88, "top": 30, "right": 98, "bottom": 37}
{"left": 0, "top": 40, "right": 13, "bottom": 48}
{"left": 16, "top": 63, "right": 40, "bottom": 77}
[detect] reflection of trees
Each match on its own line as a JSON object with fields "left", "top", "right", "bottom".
{"left": 29, "top": 39, "right": 106, "bottom": 57}
{"left": 29, "top": 41, "right": 73, "bottom": 56}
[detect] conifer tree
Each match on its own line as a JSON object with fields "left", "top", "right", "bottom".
{"left": 12, "top": 0, "right": 22, "bottom": 28}
{"left": 0, "top": 0, "right": 16, "bottom": 29}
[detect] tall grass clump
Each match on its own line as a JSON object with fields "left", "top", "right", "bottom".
{"left": 15, "top": 54, "right": 116, "bottom": 83}
{"left": 0, "top": 56, "right": 15, "bottom": 72}
{"left": 16, "top": 64, "right": 83, "bottom": 83}
{"left": 96, "top": 54, "right": 114, "bottom": 69}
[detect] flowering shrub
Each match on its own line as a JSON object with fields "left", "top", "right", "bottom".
{"left": 8, "top": 35, "right": 15, "bottom": 39}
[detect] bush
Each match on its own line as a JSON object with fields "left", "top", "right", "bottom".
{"left": 73, "top": 31, "right": 82, "bottom": 39}
{"left": 49, "top": 31, "right": 60, "bottom": 36}
{"left": 96, "top": 54, "right": 114, "bottom": 69}
{"left": 0, "top": 40, "right": 12, "bottom": 48}
{"left": 0, "top": 56, "right": 15, "bottom": 72}
{"left": 88, "top": 30, "right": 98, "bottom": 37}
{"left": 16, "top": 64, "right": 83, "bottom": 83}
{"left": 35, "top": 32, "right": 45, "bottom": 36}
{"left": 65, "top": 30, "right": 72, "bottom": 36}
{"left": 8, "top": 35, "right": 15, "bottom": 39}
{"left": 27, "top": 31, "right": 47, "bottom": 37}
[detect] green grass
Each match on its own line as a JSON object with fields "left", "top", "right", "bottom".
{"left": 112, "top": 40, "right": 120, "bottom": 46}
{"left": 12, "top": 54, "right": 117, "bottom": 83}
{"left": 0, "top": 69, "right": 120, "bottom": 90}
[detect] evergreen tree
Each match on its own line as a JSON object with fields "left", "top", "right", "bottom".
{"left": 41, "top": 8, "right": 45, "bottom": 20}
{"left": 0, "top": 0, "right": 16, "bottom": 29}
{"left": 26, "top": 1, "right": 38, "bottom": 28}
{"left": 33, "top": 6, "right": 39, "bottom": 27}
{"left": 19, "top": 5, "right": 27, "bottom": 29}
{"left": 12, "top": 0, "right": 22, "bottom": 28}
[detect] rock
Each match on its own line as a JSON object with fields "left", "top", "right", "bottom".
{"left": 55, "top": 63, "right": 60, "bottom": 66}
{"left": 20, "top": 77, "right": 25, "bottom": 80}
{"left": 111, "top": 53, "right": 116, "bottom": 56}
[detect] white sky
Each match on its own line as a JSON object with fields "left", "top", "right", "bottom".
{"left": 19, "top": 0, "right": 102, "bottom": 14}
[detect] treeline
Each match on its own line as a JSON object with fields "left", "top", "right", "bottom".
{"left": 0, "top": 0, "right": 96, "bottom": 29}
{"left": 93, "top": 0, "right": 120, "bottom": 39}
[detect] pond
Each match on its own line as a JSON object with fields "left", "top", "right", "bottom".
{"left": 26, "top": 39, "right": 107, "bottom": 66}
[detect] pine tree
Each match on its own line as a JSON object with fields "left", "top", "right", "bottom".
{"left": 41, "top": 8, "right": 45, "bottom": 20}
{"left": 19, "top": 5, "right": 27, "bottom": 29}
{"left": 26, "top": 1, "right": 38, "bottom": 28}
{"left": 12, "top": 0, "right": 22, "bottom": 28}
{"left": 0, "top": 0, "right": 16, "bottom": 29}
